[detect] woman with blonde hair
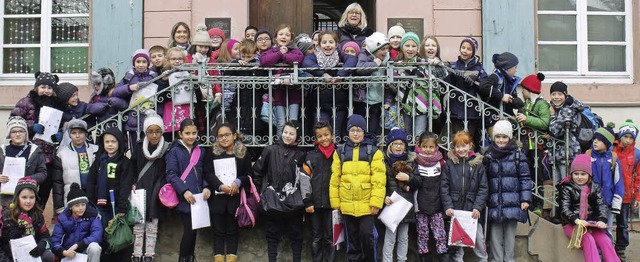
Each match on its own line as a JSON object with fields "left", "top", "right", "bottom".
{"left": 337, "top": 3, "right": 373, "bottom": 46}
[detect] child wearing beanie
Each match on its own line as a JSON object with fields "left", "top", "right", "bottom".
{"left": 57, "top": 82, "right": 88, "bottom": 129}
{"left": 355, "top": 32, "right": 391, "bottom": 136}
{"left": 186, "top": 24, "right": 213, "bottom": 63}
{"left": 341, "top": 41, "right": 361, "bottom": 56}
{"left": 558, "top": 154, "right": 620, "bottom": 262}
{"left": 478, "top": 52, "right": 524, "bottom": 124}
{"left": 387, "top": 24, "right": 405, "bottom": 60}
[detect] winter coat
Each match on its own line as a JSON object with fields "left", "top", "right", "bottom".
{"left": 252, "top": 142, "right": 305, "bottom": 193}
{"left": 86, "top": 128, "right": 133, "bottom": 214}
{"left": 394, "top": 64, "right": 443, "bottom": 119}
{"left": 112, "top": 69, "right": 158, "bottom": 132}
{"left": 478, "top": 70, "right": 523, "bottom": 119}
{"left": 131, "top": 140, "right": 170, "bottom": 221}
{"left": 259, "top": 46, "right": 305, "bottom": 106}
{"left": 60, "top": 102, "right": 88, "bottom": 125}
{"left": 52, "top": 142, "right": 99, "bottom": 213}
{"left": 385, "top": 152, "right": 416, "bottom": 222}
{"left": 356, "top": 50, "right": 388, "bottom": 105}
{"left": 548, "top": 95, "right": 584, "bottom": 166}
{"left": 558, "top": 180, "right": 608, "bottom": 225}
{"left": 11, "top": 91, "right": 60, "bottom": 139}
{"left": 86, "top": 88, "right": 128, "bottom": 125}
{"left": 483, "top": 143, "right": 532, "bottom": 223}
{"left": 589, "top": 149, "right": 624, "bottom": 212}
{"left": 613, "top": 141, "right": 640, "bottom": 203}
{"left": 445, "top": 55, "right": 488, "bottom": 120}
{"left": 204, "top": 141, "right": 252, "bottom": 215}
{"left": 408, "top": 155, "right": 444, "bottom": 215}
{"left": 0, "top": 209, "right": 51, "bottom": 262}
{"left": 441, "top": 152, "right": 489, "bottom": 212}
{"left": 0, "top": 143, "right": 48, "bottom": 184}
{"left": 302, "top": 52, "right": 357, "bottom": 111}
{"left": 165, "top": 140, "right": 207, "bottom": 214}
{"left": 337, "top": 24, "right": 371, "bottom": 47}
{"left": 329, "top": 136, "right": 387, "bottom": 217}
{"left": 304, "top": 145, "right": 335, "bottom": 209}
{"left": 51, "top": 204, "right": 103, "bottom": 257}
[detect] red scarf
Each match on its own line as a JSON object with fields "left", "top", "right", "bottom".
{"left": 316, "top": 142, "right": 336, "bottom": 159}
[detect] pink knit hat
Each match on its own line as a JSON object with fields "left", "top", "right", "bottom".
{"left": 226, "top": 39, "right": 239, "bottom": 53}
{"left": 208, "top": 27, "right": 225, "bottom": 42}
{"left": 342, "top": 41, "right": 361, "bottom": 55}
{"left": 570, "top": 154, "right": 592, "bottom": 176}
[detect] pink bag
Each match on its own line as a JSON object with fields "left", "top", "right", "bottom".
{"left": 235, "top": 176, "right": 260, "bottom": 228}
{"left": 163, "top": 102, "right": 191, "bottom": 133}
{"left": 159, "top": 147, "right": 201, "bottom": 208}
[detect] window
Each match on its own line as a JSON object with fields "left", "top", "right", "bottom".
{"left": 1, "top": 0, "right": 89, "bottom": 85}
{"left": 537, "top": 0, "right": 633, "bottom": 83}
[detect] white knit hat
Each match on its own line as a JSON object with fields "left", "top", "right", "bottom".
{"left": 143, "top": 110, "right": 165, "bottom": 133}
{"left": 6, "top": 116, "right": 28, "bottom": 139}
{"left": 387, "top": 25, "right": 405, "bottom": 38}
{"left": 492, "top": 120, "right": 513, "bottom": 140}
{"left": 191, "top": 24, "right": 211, "bottom": 47}
{"left": 365, "top": 32, "right": 389, "bottom": 54}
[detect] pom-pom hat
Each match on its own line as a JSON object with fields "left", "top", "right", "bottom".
{"left": 66, "top": 183, "right": 88, "bottom": 208}
{"left": 521, "top": 73, "right": 545, "bottom": 94}
{"left": 618, "top": 119, "right": 638, "bottom": 140}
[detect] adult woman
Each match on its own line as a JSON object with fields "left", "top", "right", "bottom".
{"left": 336, "top": 3, "right": 373, "bottom": 47}
{"left": 168, "top": 22, "right": 191, "bottom": 52}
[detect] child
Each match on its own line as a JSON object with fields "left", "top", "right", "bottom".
{"left": 57, "top": 82, "right": 87, "bottom": 125}
{"left": 441, "top": 131, "right": 489, "bottom": 262}
{"left": 303, "top": 121, "right": 337, "bottom": 262}
{"left": 354, "top": 32, "right": 391, "bottom": 136}
{"left": 87, "top": 68, "right": 127, "bottom": 127}
{"left": 418, "top": 35, "right": 448, "bottom": 136}
{"left": 381, "top": 128, "right": 416, "bottom": 262}
{"left": 253, "top": 121, "right": 306, "bottom": 262}
{"left": 612, "top": 119, "right": 640, "bottom": 260}
{"left": 0, "top": 116, "right": 47, "bottom": 207}
{"left": 405, "top": 132, "right": 448, "bottom": 261}
{"left": 208, "top": 27, "right": 226, "bottom": 60}
{"left": 168, "top": 22, "right": 191, "bottom": 52}
{"left": 558, "top": 154, "right": 621, "bottom": 262}
{"left": 387, "top": 24, "right": 405, "bottom": 60}
{"left": 161, "top": 48, "right": 190, "bottom": 138}
{"left": 329, "top": 114, "right": 386, "bottom": 262}
{"left": 149, "top": 45, "right": 168, "bottom": 76}
{"left": 295, "top": 33, "right": 315, "bottom": 56}
{"left": 245, "top": 25, "right": 258, "bottom": 41}
{"left": 52, "top": 119, "right": 99, "bottom": 214}
{"left": 204, "top": 123, "right": 252, "bottom": 262}
{"left": 479, "top": 52, "right": 524, "bottom": 123}
{"left": 130, "top": 112, "right": 170, "bottom": 262}
{"left": 341, "top": 41, "right": 360, "bottom": 57}
{"left": 254, "top": 29, "right": 273, "bottom": 59}
{"left": 311, "top": 30, "right": 323, "bottom": 46}
{"left": 0, "top": 177, "right": 54, "bottom": 262}
{"left": 165, "top": 119, "right": 211, "bottom": 262}
{"left": 483, "top": 120, "right": 532, "bottom": 262}
{"left": 186, "top": 24, "right": 213, "bottom": 64}
{"left": 51, "top": 183, "right": 103, "bottom": 262}
{"left": 259, "top": 24, "right": 305, "bottom": 138}
{"left": 216, "top": 39, "right": 240, "bottom": 63}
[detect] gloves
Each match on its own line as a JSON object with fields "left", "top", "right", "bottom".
{"left": 75, "top": 241, "right": 88, "bottom": 253}
{"left": 33, "top": 123, "right": 45, "bottom": 134}
{"left": 51, "top": 132, "right": 63, "bottom": 143}
{"left": 29, "top": 240, "right": 47, "bottom": 257}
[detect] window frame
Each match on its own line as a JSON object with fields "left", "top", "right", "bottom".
{"left": 537, "top": 0, "right": 633, "bottom": 84}
{"left": 0, "top": 0, "right": 89, "bottom": 86}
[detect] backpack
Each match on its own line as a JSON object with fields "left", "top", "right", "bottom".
{"left": 586, "top": 149, "right": 618, "bottom": 175}
{"left": 574, "top": 106, "right": 601, "bottom": 152}
{"left": 337, "top": 144, "right": 375, "bottom": 165}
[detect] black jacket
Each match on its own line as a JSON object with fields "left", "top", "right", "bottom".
{"left": 304, "top": 145, "right": 335, "bottom": 209}
{"left": 252, "top": 143, "right": 305, "bottom": 193}
{"left": 558, "top": 180, "right": 608, "bottom": 225}
{"left": 441, "top": 152, "right": 489, "bottom": 212}
{"left": 131, "top": 140, "right": 169, "bottom": 221}
{"left": 408, "top": 157, "right": 445, "bottom": 215}
{"left": 204, "top": 141, "right": 252, "bottom": 215}
{"left": 0, "top": 209, "right": 51, "bottom": 262}
{"left": 385, "top": 152, "right": 416, "bottom": 223}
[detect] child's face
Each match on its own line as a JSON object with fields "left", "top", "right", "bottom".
{"left": 241, "top": 52, "right": 256, "bottom": 62}
{"left": 344, "top": 47, "right": 357, "bottom": 56}
{"left": 256, "top": 33, "right": 272, "bottom": 52}
{"left": 423, "top": 38, "right": 438, "bottom": 59}
{"left": 506, "top": 65, "right": 518, "bottom": 77}
{"left": 196, "top": 45, "right": 210, "bottom": 55}
{"left": 70, "top": 128, "right": 87, "bottom": 147}
{"left": 103, "top": 134, "right": 119, "bottom": 156}
{"left": 494, "top": 134, "right": 510, "bottom": 148}
{"left": 71, "top": 202, "right": 86, "bottom": 217}
{"left": 402, "top": 40, "right": 418, "bottom": 61}
{"left": 245, "top": 29, "right": 257, "bottom": 41}
{"left": 572, "top": 171, "right": 590, "bottom": 186}
{"left": 134, "top": 57, "right": 148, "bottom": 73}
{"left": 320, "top": 34, "right": 337, "bottom": 56}
{"left": 18, "top": 189, "right": 36, "bottom": 212}
{"left": 348, "top": 127, "right": 364, "bottom": 144}
{"left": 145, "top": 125, "right": 163, "bottom": 146}
{"left": 389, "top": 36, "right": 401, "bottom": 49}
{"left": 550, "top": 91, "right": 566, "bottom": 107}
{"left": 454, "top": 143, "right": 472, "bottom": 158}
{"left": 276, "top": 28, "right": 292, "bottom": 47}
{"left": 314, "top": 127, "right": 334, "bottom": 148}
{"left": 210, "top": 36, "right": 223, "bottom": 48}
{"left": 216, "top": 126, "right": 236, "bottom": 149}
{"left": 174, "top": 25, "right": 189, "bottom": 45}
{"left": 67, "top": 91, "right": 79, "bottom": 106}
{"left": 150, "top": 51, "right": 165, "bottom": 68}
{"left": 230, "top": 42, "right": 240, "bottom": 59}
{"left": 169, "top": 52, "right": 185, "bottom": 67}
{"left": 312, "top": 34, "right": 319, "bottom": 46}
{"left": 282, "top": 125, "right": 298, "bottom": 145}
{"left": 419, "top": 139, "right": 437, "bottom": 155}
{"left": 460, "top": 42, "right": 474, "bottom": 61}
{"left": 592, "top": 138, "right": 607, "bottom": 152}
{"left": 179, "top": 125, "right": 198, "bottom": 147}
{"left": 620, "top": 134, "right": 635, "bottom": 148}
{"left": 389, "top": 140, "right": 406, "bottom": 155}
{"left": 374, "top": 45, "right": 390, "bottom": 60}
{"left": 9, "top": 127, "right": 26, "bottom": 145}
{"left": 36, "top": 84, "right": 54, "bottom": 97}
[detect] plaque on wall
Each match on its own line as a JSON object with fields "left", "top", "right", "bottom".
{"left": 205, "top": 18, "right": 231, "bottom": 39}
{"left": 387, "top": 18, "right": 424, "bottom": 39}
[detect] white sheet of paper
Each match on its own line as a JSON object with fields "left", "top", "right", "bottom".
{"left": 33, "top": 106, "right": 63, "bottom": 143}
{"left": 10, "top": 235, "right": 41, "bottom": 262}
{"left": 61, "top": 253, "right": 88, "bottom": 262}
{"left": 129, "top": 189, "right": 146, "bottom": 222}
{"left": 378, "top": 191, "right": 413, "bottom": 233}
{"left": 129, "top": 82, "right": 158, "bottom": 109}
{"left": 448, "top": 210, "right": 478, "bottom": 247}
{"left": 1, "top": 157, "right": 25, "bottom": 194}
{"left": 190, "top": 193, "right": 211, "bottom": 229}
{"left": 213, "top": 158, "right": 237, "bottom": 194}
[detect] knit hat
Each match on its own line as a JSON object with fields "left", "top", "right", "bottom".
{"left": 342, "top": 41, "right": 361, "bottom": 55}
{"left": 385, "top": 127, "right": 408, "bottom": 146}
{"left": 365, "top": 32, "right": 389, "bottom": 54}
{"left": 460, "top": 37, "right": 478, "bottom": 57}
{"left": 400, "top": 32, "right": 420, "bottom": 49}
{"left": 226, "top": 39, "right": 239, "bottom": 54}
{"left": 492, "top": 120, "right": 513, "bottom": 140}
{"left": 55, "top": 82, "right": 78, "bottom": 104}
{"left": 520, "top": 73, "right": 545, "bottom": 94}
{"left": 14, "top": 177, "right": 38, "bottom": 197}
{"left": 618, "top": 119, "right": 638, "bottom": 140}
{"left": 387, "top": 25, "right": 405, "bottom": 39}
{"left": 492, "top": 52, "right": 519, "bottom": 70}
{"left": 34, "top": 71, "right": 59, "bottom": 89}
{"left": 66, "top": 183, "right": 88, "bottom": 208}
{"left": 347, "top": 114, "right": 367, "bottom": 131}
{"left": 311, "top": 30, "right": 323, "bottom": 40}
{"left": 550, "top": 81, "right": 568, "bottom": 96}
{"left": 6, "top": 116, "right": 28, "bottom": 139}
{"left": 570, "top": 154, "right": 592, "bottom": 176}
{"left": 208, "top": 27, "right": 226, "bottom": 42}
{"left": 132, "top": 48, "right": 150, "bottom": 66}
{"left": 143, "top": 110, "right": 165, "bottom": 133}
{"left": 594, "top": 125, "right": 616, "bottom": 148}
{"left": 67, "top": 118, "right": 88, "bottom": 133}
{"left": 191, "top": 24, "right": 212, "bottom": 47}
{"left": 254, "top": 29, "right": 272, "bottom": 43}
{"left": 294, "top": 33, "right": 314, "bottom": 53}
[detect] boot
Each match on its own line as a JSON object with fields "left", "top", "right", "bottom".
{"left": 438, "top": 253, "right": 450, "bottom": 262}
{"left": 213, "top": 254, "right": 224, "bottom": 262}
{"left": 143, "top": 257, "right": 153, "bottom": 262}
{"left": 132, "top": 257, "right": 141, "bottom": 262}
{"left": 178, "top": 257, "right": 186, "bottom": 262}
{"left": 226, "top": 254, "right": 237, "bottom": 262}
{"left": 185, "top": 255, "right": 196, "bottom": 262}
{"left": 616, "top": 248, "right": 627, "bottom": 262}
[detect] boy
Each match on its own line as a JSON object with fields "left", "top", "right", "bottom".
{"left": 303, "top": 121, "right": 337, "bottom": 262}
{"left": 149, "top": 45, "right": 167, "bottom": 75}
{"left": 355, "top": 32, "right": 391, "bottom": 136}
{"left": 244, "top": 25, "right": 258, "bottom": 41}
{"left": 53, "top": 119, "right": 99, "bottom": 214}
{"left": 612, "top": 119, "right": 640, "bottom": 261}
{"left": 51, "top": 183, "right": 102, "bottom": 262}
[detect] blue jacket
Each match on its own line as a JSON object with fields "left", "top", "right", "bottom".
{"left": 589, "top": 149, "right": 624, "bottom": 212}
{"left": 446, "top": 55, "right": 487, "bottom": 120}
{"left": 51, "top": 205, "right": 103, "bottom": 257}
{"left": 165, "top": 140, "right": 207, "bottom": 213}
{"left": 302, "top": 52, "right": 357, "bottom": 110}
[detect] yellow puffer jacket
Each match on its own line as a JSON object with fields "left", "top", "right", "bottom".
{"left": 329, "top": 145, "right": 386, "bottom": 217}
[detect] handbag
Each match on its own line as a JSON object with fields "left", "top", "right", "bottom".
{"left": 104, "top": 216, "right": 134, "bottom": 254}
{"left": 159, "top": 147, "right": 201, "bottom": 208}
{"left": 236, "top": 176, "right": 260, "bottom": 228}
{"left": 259, "top": 166, "right": 304, "bottom": 215}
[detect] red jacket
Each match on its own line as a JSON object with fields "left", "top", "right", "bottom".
{"left": 613, "top": 141, "right": 640, "bottom": 203}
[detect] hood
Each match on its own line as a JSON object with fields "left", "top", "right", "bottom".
{"left": 212, "top": 140, "right": 247, "bottom": 159}
{"left": 447, "top": 150, "right": 484, "bottom": 166}
{"left": 96, "top": 127, "right": 126, "bottom": 157}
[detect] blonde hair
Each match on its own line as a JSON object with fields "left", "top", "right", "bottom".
{"left": 216, "top": 39, "right": 234, "bottom": 63}
{"left": 338, "top": 3, "right": 367, "bottom": 29}
{"left": 164, "top": 47, "right": 185, "bottom": 69}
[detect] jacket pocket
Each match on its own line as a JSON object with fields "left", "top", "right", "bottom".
{"left": 360, "top": 183, "right": 372, "bottom": 201}
{"left": 340, "top": 182, "right": 352, "bottom": 202}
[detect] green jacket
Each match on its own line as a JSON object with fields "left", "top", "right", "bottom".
{"left": 523, "top": 96, "right": 550, "bottom": 131}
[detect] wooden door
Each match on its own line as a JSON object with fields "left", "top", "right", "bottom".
{"left": 250, "top": 0, "right": 313, "bottom": 35}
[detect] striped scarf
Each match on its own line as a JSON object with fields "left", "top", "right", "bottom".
{"left": 579, "top": 184, "right": 591, "bottom": 220}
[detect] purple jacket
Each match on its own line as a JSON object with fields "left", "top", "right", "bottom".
{"left": 260, "top": 46, "right": 305, "bottom": 106}
{"left": 11, "top": 91, "right": 63, "bottom": 163}
{"left": 112, "top": 69, "right": 158, "bottom": 131}
{"left": 86, "top": 90, "right": 129, "bottom": 125}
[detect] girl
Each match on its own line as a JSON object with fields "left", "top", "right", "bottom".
{"left": 208, "top": 27, "right": 225, "bottom": 61}
{"left": 302, "top": 30, "right": 358, "bottom": 140}
{"left": 419, "top": 35, "right": 447, "bottom": 79}
{"left": 254, "top": 29, "right": 273, "bottom": 59}
{"left": 165, "top": 119, "right": 211, "bottom": 262}
{"left": 483, "top": 120, "right": 532, "bottom": 262}
{"left": 87, "top": 68, "right": 127, "bottom": 127}
{"left": 0, "top": 177, "right": 54, "bottom": 262}
{"left": 252, "top": 121, "right": 306, "bottom": 262}
{"left": 259, "top": 24, "right": 305, "bottom": 138}
{"left": 186, "top": 24, "right": 213, "bottom": 64}
{"left": 354, "top": 32, "right": 390, "bottom": 136}
{"left": 57, "top": 82, "right": 87, "bottom": 126}
{"left": 341, "top": 41, "right": 360, "bottom": 57}
{"left": 381, "top": 128, "right": 415, "bottom": 262}
{"left": 558, "top": 154, "right": 620, "bottom": 262}
{"left": 405, "top": 132, "right": 448, "bottom": 261}
{"left": 204, "top": 123, "right": 252, "bottom": 262}
{"left": 161, "top": 47, "right": 189, "bottom": 138}
{"left": 441, "top": 131, "right": 489, "bottom": 261}
{"left": 216, "top": 39, "right": 240, "bottom": 63}
{"left": 336, "top": 3, "right": 372, "bottom": 46}
{"left": 168, "top": 22, "right": 191, "bottom": 52}
{"left": 130, "top": 112, "right": 171, "bottom": 262}
{"left": 387, "top": 24, "right": 405, "bottom": 60}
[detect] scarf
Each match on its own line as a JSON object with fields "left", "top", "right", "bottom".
{"left": 415, "top": 147, "right": 444, "bottom": 167}
{"left": 341, "top": 24, "right": 363, "bottom": 36}
{"left": 315, "top": 47, "right": 340, "bottom": 68}
{"left": 17, "top": 212, "right": 35, "bottom": 236}
{"left": 578, "top": 184, "right": 591, "bottom": 220}
{"left": 143, "top": 137, "right": 167, "bottom": 160}
{"left": 386, "top": 151, "right": 408, "bottom": 166}
{"left": 487, "top": 141, "right": 518, "bottom": 160}
{"left": 316, "top": 142, "right": 336, "bottom": 159}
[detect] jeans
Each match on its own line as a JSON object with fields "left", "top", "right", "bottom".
{"left": 403, "top": 114, "right": 427, "bottom": 140}
{"left": 311, "top": 208, "right": 336, "bottom": 262}
{"left": 616, "top": 203, "right": 630, "bottom": 250}
{"left": 275, "top": 104, "right": 300, "bottom": 137}
{"left": 451, "top": 222, "right": 488, "bottom": 262}
{"left": 382, "top": 222, "right": 409, "bottom": 262}
{"left": 489, "top": 220, "right": 517, "bottom": 262}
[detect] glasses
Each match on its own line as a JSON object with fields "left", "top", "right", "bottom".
{"left": 217, "top": 133, "right": 233, "bottom": 140}
{"left": 10, "top": 130, "right": 26, "bottom": 135}
{"left": 256, "top": 38, "right": 271, "bottom": 43}
{"left": 349, "top": 129, "right": 364, "bottom": 134}
{"left": 146, "top": 130, "right": 162, "bottom": 136}
{"left": 390, "top": 142, "right": 405, "bottom": 147}
{"left": 170, "top": 57, "right": 184, "bottom": 62}
{"left": 348, "top": 11, "right": 361, "bottom": 15}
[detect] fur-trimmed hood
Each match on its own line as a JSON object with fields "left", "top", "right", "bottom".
{"left": 212, "top": 140, "right": 247, "bottom": 159}
{"left": 447, "top": 150, "right": 483, "bottom": 166}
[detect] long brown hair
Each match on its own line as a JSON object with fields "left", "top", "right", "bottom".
{"left": 10, "top": 188, "right": 44, "bottom": 224}
{"left": 419, "top": 35, "right": 441, "bottom": 60}
{"left": 168, "top": 22, "right": 191, "bottom": 48}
